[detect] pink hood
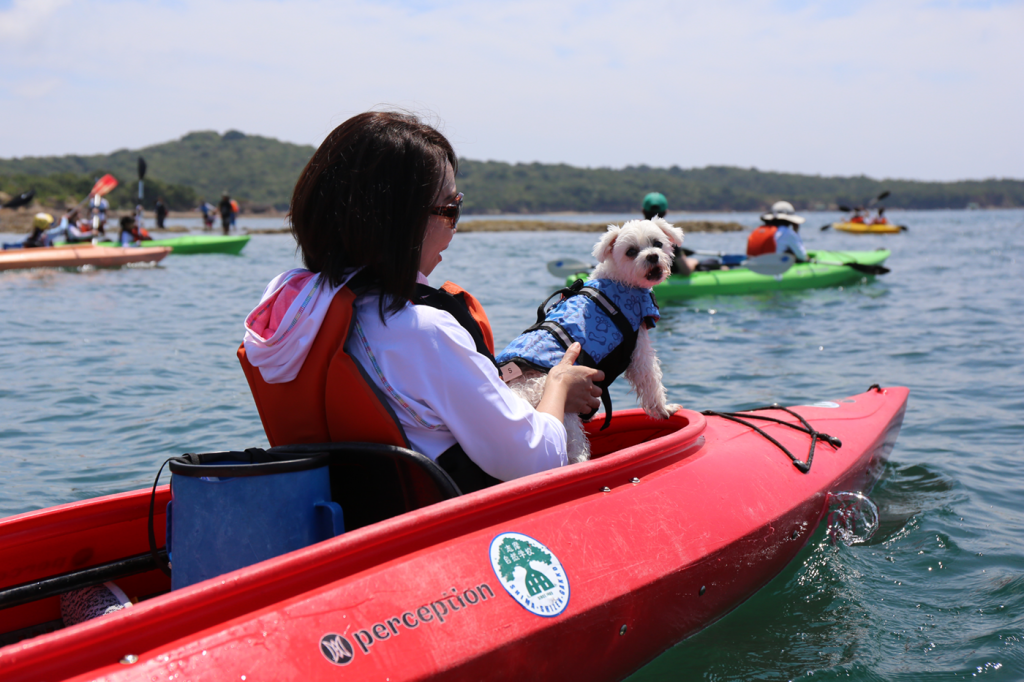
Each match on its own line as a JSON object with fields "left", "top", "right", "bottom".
{"left": 242, "top": 268, "right": 356, "bottom": 384}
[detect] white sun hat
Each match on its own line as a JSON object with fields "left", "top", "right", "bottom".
{"left": 760, "top": 200, "right": 805, "bottom": 225}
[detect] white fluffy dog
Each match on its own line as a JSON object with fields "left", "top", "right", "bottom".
{"left": 497, "top": 217, "right": 684, "bottom": 463}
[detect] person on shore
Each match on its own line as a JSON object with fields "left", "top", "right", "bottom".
{"left": 229, "top": 198, "right": 239, "bottom": 231}
{"left": 747, "top": 201, "right": 808, "bottom": 262}
{"left": 155, "top": 198, "right": 168, "bottom": 229}
{"left": 219, "top": 192, "right": 234, "bottom": 235}
{"left": 199, "top": 201, "right": 216, "bottom": 231}
{"left": 240, "top": 111, "right": 602, "bottom": 492}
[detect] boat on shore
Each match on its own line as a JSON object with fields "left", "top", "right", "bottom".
{"left": 0, "top": 246, "right": 170, "bottom": 272}
{"left": 0, "top": 386, "right": 907, "bottom": 681}
{"left": 567, "top": 249, "right": 891, "bottom": 300}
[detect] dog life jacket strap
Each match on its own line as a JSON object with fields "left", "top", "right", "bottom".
{"left": 527, "top": 279, "right": 636, "bottom": 342}
{"left": 525, "top": 280, "right": 641, "bottom": 430}
{"left": 523, "top": 320, "right": 631, "bottom": 432}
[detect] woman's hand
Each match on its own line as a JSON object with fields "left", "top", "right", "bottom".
{"left": 536, "top": 343, "right": 604, "bottom": 423}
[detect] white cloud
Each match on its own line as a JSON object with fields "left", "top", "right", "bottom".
{"left": 0, "top": 0, "right": 71, "bottom": 41}
{"left": 0, "top": 0, "right": 1021, "bottom": 180}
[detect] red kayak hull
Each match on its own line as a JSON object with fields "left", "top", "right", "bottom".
{"left": 0, "top": 387, "right": 908, "bottom": 681}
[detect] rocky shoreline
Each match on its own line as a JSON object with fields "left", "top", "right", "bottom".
{"left": 1, "top": 207, "right": 745, "bottom": 235}
{"left": 456, "top": 219, "right": 745, "bottom": 233}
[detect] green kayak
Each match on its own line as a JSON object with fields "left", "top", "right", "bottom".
{"left": 567, "top": 249, "right": 890, "bottom": 301}
{"left": 92, "top": 235, "right": 250, "bottom": 255}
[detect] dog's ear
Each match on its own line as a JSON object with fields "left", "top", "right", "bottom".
{"left": 652, "top": 216, "right": 685, "bottom": 247}
{"left": 592, "top": 224, "right": 620, "bottom": 262}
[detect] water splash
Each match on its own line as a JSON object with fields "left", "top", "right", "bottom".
{"left": 827, "top": 491, "right": 879, "bottom": 545}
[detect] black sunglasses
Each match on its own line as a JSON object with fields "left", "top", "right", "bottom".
{"left": 430, "top": 192, "right": 463, "bottom": 229}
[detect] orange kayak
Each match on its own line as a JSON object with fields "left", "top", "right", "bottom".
{"left": 0, "top": 246, "right": 171, "bottom": 272}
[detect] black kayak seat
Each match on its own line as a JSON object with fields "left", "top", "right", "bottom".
{"left": 267, "top": 442, "right": 462, "bottom": 532}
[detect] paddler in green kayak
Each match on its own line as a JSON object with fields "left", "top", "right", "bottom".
{"left": 118, "top": 215, "right": 154, "bottom": 246}
{"left": 747, "top": 200, "right": 809, "bottom": 262}
{"left": 642, "top": 192, "right": 722, "bottom": 276}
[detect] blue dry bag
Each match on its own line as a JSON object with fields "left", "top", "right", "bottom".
{"left": 162, "top": 450, "right": 344, "bottom": 590}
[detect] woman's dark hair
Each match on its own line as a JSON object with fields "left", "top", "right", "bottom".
{"left": 290, "top": 111, "right": 457, "bottom": 319}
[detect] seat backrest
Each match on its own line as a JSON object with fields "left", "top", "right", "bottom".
{"left": 238, "top": 288, "right": 408, "bottom": 449}
{"left": 267, "top": 442, "right": 461, "bottom": 529}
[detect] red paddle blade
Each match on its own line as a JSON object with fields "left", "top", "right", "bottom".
{"left": 90, "top": 174, "right": 118, "bottom": 197}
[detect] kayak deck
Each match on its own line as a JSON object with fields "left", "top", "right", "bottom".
{"left": 0, "top": 246, "right": 170, "bottom": 272}
{"left": 92, "top": 235, "right": 251, "bottom": 255}
{"left": 0, "top": 388, "right": 908, "bottom": 681}
{"left": 832, "top": 222, "right": 905, "bottom": 234}
{"left": 630, "top": 249, "right": 890, "bottom": 300}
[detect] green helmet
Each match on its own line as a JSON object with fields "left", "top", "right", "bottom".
{"left": 642, "top": 192, "right": 668, "bottom": 219}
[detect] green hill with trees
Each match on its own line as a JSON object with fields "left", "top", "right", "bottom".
{"left": 2, "top": 131, "right": 1022, "bottom": 213}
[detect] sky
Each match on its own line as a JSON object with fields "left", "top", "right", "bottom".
{"left": 0, "top": 0, "right": 1021, "bottom": 182}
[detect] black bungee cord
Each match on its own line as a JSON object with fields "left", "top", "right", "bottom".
{"left": 700, "top": 404, "right": 843, "bottom": 474}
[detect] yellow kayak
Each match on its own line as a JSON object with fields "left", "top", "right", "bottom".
{"left": 832, "top": 221, "right": 906, "bottom": 234}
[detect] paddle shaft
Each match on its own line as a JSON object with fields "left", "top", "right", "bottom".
{"left": 0, "top": 549, "right": 166, "bottom": 610}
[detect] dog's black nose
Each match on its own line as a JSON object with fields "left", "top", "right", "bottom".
{"left": 646, "top": 253, "right": 659, "bottom": 264}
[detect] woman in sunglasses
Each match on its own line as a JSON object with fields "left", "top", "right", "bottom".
{"left": 241, "top": 111, "right": 602, "bottom": 493}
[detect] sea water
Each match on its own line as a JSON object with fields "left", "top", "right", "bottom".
{"left": 1, "top": 209, "right": 1022, "bottom": 679}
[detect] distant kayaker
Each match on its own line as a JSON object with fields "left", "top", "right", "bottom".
{"left": 134, "top": 203, "right": 146, "bottom": 232}
{"left": 871, "top": 207, "right": 889, "bottom": 225}
{"left": 747, "top": 201, "right": 808, "bottom": 262}
{"left": 61, "top": 209, "right": 94, "bottom": 243}
{"left": 155, "top": 198, "right": 169, "bottom": 229}
{"left": 90, "top": 194, "right": 109, "bottom": 236}
{"left": 118, "top": 214, "right": 155, "bottom": 246}
{"left": 22, "top": 213, "right": 54, "bottom": 248}
{"left": 219, "top": 192, "right": 234, "bottom": 235}
{"left": 242, "top": 111, "right": 601, "bottom": 492}
{"left": 119, "top": 216, "right": 140, "bottom": 245}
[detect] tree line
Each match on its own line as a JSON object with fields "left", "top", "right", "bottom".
{"left": 2, "top": 132, "right": 1022, "bottom": 213}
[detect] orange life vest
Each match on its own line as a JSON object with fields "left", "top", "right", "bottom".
{"left": 747, "top": 225, "right": 777, "bottom": 257}
{"left": 850, "top": 216, "right": 865, "bottom": 224}
{"left": 238, "top": 281, "right": 494, "bottom": 449}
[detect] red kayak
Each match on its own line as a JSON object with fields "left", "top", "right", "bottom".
{"left": 0, "top": 386, "right": 908, "bottom": 681}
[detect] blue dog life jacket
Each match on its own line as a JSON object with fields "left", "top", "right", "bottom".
{"left": 495, "top": 278, "right": 660, "bottom": 429}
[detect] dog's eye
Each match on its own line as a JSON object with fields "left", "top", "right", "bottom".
{"left": 652, "top": 240, "right": 663, "bottom": 249}
{"left": 626, "top": 247, "right": 639, "bottom": 258}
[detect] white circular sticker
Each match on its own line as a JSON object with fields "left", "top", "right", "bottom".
{"left": 489, "top": 532, "right": 570, "bottom": 618}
